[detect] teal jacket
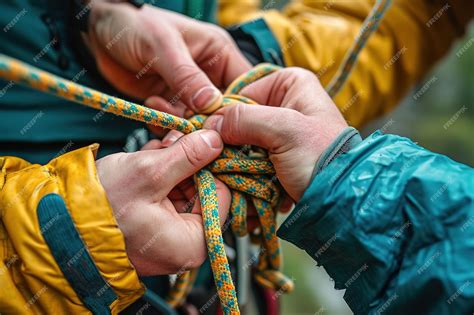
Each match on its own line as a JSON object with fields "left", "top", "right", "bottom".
{"left": 278, "top": 131, "right": 474, "bottom": 314}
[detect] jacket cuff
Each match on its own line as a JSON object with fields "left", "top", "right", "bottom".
{"left": 312, "top": 127, "right": 362, "bottom": 179}
{"left": 277, "top": 132, "right": 392, "bottom": 314}
{"left": 0, "top": 145, "right": 144, "bottom": 314}
{"left": 228, "top": 18, "right": 284, "bottom": 66}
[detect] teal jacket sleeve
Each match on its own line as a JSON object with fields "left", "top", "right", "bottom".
{"left": 277, "top": 131, "right": 474, "bottom": 315}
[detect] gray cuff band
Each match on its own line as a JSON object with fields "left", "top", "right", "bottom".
{"left": 311, "top": 127, "right": 362, "bottom": 180}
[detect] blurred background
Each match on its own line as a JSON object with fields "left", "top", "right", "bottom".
{"left": 278, "top": 19, "right": 474, "bottom": 315}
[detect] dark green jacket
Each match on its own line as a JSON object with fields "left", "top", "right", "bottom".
{"left": 278, "top": 131, "right": 474, "bottom": 314}
{"left": 0, "top": 0, "right": 216, "bottom": 164}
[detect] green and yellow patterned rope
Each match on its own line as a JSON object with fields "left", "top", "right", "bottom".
{"left": 0, "top": 54, "right": 291, "bottom": 314}
{"left": 326, "top": 0, "right": 392, "bottom": 96}
{"left": 0, "top": 3, "right": 392, "bottom": 311}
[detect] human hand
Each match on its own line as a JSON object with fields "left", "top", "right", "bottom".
{"left": 204, "top": 68, "right": 348, "bottom": 201}
{"left": 86, "top": 2, "right": 251, "bottom": 113}
{"left": 95, "top": 130, "right": 230, "bottom": 275}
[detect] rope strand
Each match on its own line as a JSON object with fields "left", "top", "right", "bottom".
{"left": 0, "top": 2, "right": 391, "bottom": 312}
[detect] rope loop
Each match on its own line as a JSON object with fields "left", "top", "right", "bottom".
{"left": 172, "top": 63, "right": 295, "bottom": 314}
{"left": 0, "top": 0, "right": 392, "bottom": 308}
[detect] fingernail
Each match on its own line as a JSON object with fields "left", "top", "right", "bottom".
{"left": 192, "top": 86, "right": 221, "bottom": 111}
{"left": 204, "top": 115, "right": 223, "bottom": 133}
{"left": 199, "top": 130, "right": 221, "bottom": 149}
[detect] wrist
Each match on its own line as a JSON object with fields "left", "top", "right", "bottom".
{"left": 312, "top": 127, "right": 362, "bottom": 179}
{"left": 76, "top": 0, "right": 143, "bottom": 34}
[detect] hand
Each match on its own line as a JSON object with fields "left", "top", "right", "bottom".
{"left": 204, "top": 68, "right": 348, "bottom": 201}
{"left": 86, "top": 2, "right": 251, "bottom": 113}
{"left": 95, "top": 130, "right": 230, "bottom": 275}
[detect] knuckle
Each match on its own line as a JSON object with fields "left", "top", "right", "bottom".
{"left": 171, "top": 250, "right": 206, "bottom": 273}
{"left": 178, "top": 136, "right": 206, "bottom": 168}
{"left": 190, "top": 252, "right": 207, "bottom": 269}
{"left": 138, "top": 32, "right": 160, "bottom": 63}
{"left": 187, "top": 249, "right": 207, "bottom": 269}
{"left": 222, "top": 104, "right": 245, "bottom": 143}
{"left": 133, "top": 156, "right": 152, "bottom": 176}
{"left": 171, "top": 63, "right": 203, "bottom": 91}
{"left": 130, "top": 153, "right": 162, "bottom": 182}
{"left": 209, "top": 25, "right": 232, "bottom": 43}
{"left": 285, "top": 67, "right": 317, "bottom": 82}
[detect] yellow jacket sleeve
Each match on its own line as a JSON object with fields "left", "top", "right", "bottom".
{"left": 0, "top": 145, "right": 144, "bottom": 314}
{"left": 218, "top": 0, "right": 473, "bottom": 127}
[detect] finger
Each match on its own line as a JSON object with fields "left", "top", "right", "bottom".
{"left": 157, "top": 210, "right": 208, "bottom": 272}
{"left": 190, "top": 178, "right": 231, "bottom": 227}
{"left": 140, "top": 139, "right": 162, "bottom": 150}
{"left": 195, "top": 32, "right": 252, "bottom": 88}
{"left": 279, "top": 195, "right": 295, "bottom": 213}
{"left": 162, "top": 130, "right": 184, "bottom": 147}
{"left": 92, "top": 43, "right": 169, "bottom": 99}
{"left": 215, "top": 46, "right": 252, "bottom": 87}
{"left": 165, "top": 179, "right": 232, "bottom": 271}
{"left": 170, "top": 14, "right": 252, "bottom": 88}
{"left": 168, "top": 177, "right": 195, "bottom": 206}
{"left": 203, "top": 103, "right": 299, "bottom": 151}
{"left": 239, "top": 68, "right": 327, "bottom": 116}
{"left": 238, "top": 70, "right": 281, "bottom": 105}
{"left": 151, "top": 38, "right": 223, "bottom": 113}
{"left": 145, "top": 96, "right": 188, "bottom": 137}
{"left": 158, "top": 130, "right": 223, "bottom": 192}
{"left": 145, "top": 95, "right": 187, "bottom": 117}
{"left": 247, "top": 216, "right": 260, "bottom": 233}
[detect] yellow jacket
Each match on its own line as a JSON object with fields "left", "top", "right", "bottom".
{"left": 219, "top": 0, "right": 473, "bottom": 127}
{"left": 1, "top": 1, "right": 472, "bottom": 314}
{"left": 0, "top": 145, "right": 144, "bottom": 314}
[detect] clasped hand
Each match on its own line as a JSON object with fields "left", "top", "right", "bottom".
{"left": 89, "top": 2, "right": 347, "bottom": 275}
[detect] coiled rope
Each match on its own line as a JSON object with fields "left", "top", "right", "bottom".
{"left": 0, "top": 2, "right": 391, "bottom": 313}
{"left": 0, "top": 55, "right": 290, "bottom": 314}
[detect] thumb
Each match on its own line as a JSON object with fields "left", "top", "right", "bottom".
{"left": 203, "top": 103, "right": 298, "bottom": 151}
{"left": 152, "top": 42, "right": 223, "bottom": 114}
{"left": 159, "top": 130, "right": 223, "bottom": 192}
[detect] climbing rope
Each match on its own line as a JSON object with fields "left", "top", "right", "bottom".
{"left": 326, "top": 0, "right": 392, "bottom": 97}
{"left": 0, "top": 55, "right": 292, "bottom": 314}
{"left": 0, "top": 2, "right": 392, "bottom": 313}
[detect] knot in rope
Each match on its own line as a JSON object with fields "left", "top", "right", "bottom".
{"left": 0, "top": 56, "right": 293, "bottom": 315}
{"left": 0, "top": 1, "right": 391, "bottom": 308}
{"left": 167, "top": 64, "right": 295, "bottom": 314}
